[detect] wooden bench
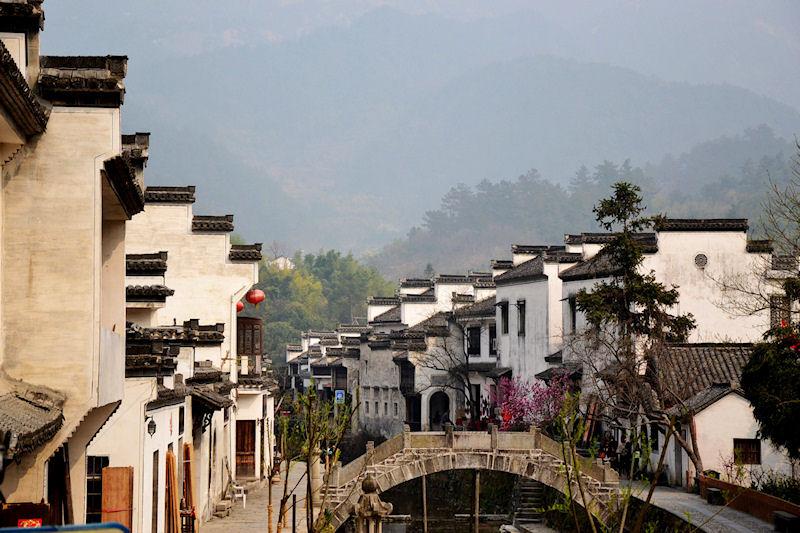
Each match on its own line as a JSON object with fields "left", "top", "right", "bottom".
{"left": 773, "top": 510, "right": 799, "bottom": 533}
{"left": 706, "top": 487, "right": 725, "bottom": 506}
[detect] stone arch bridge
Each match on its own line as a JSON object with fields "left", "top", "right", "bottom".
{"left": 324, "top": 426, "right": 620, "bottom": 530}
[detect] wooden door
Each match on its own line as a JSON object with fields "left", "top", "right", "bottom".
{"left": 236, "top": 420, "right": 256, "bottom": 478}
{"left": 101, "top": 466, "right": 133, "bottom": 530}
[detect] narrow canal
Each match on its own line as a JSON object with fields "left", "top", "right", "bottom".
{"left": 377, "top": 469, "right": 555, "bottom": 532}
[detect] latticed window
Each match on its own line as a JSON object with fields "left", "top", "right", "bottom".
{"left": 466, "top": 327, "right": 481, "bottom": 356}
{"left": 770, "top": 295, "right": 790, "bottom": 328}
{"left": 733, "top": 438, "right": 761, "bottom": 464}
{"left": 85, "top": 456, "right": 109, "bottom": 523}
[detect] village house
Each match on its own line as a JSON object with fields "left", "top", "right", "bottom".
{"left": 0, "top": 2, "right": 152, "bottom": 526}
{"left": 653, "top": 344, "right": 793, "bottom": 486}
{"left": 493, "top": 245, "right": 582, "bottom": 383}
{"left": 288, "top": 273, "right": 500, "bottom": 437}
{"left": 83, "top": 181, "right": 273, "bottom": 531}
{"left": 292, "top": 216, "right": 797, "bottom": 491}
{"left": 126, "top": 185, "right": 271, "bottom": 521}
{"left": 555, "top": 219, "right": 793, "bottom": 486}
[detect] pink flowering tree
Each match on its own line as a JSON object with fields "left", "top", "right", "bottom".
{"left": 493, "top": 374, "right": 570, "bottom": 431}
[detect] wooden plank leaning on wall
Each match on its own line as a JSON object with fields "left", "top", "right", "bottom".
{"left": 101, "top": 466, "right": 133, "bottom": 529}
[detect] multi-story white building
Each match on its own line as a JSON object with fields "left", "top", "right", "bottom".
{"left": 555, "top": 219, "right": 792, "bottom": 486}
{"left": 0, "top": 4, "right": 148, "bottom": 526}
{"left": 86, "top": 181, "right": 274, "bottom": 531}
{"left": 493, "top": 245, "right": 582, "bottom": 383}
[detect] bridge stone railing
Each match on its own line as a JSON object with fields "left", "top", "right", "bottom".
{"left": 326, "top": 425, "right": 619, "bottom": 529}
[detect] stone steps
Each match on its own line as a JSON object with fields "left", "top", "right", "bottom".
{"left": 213, "top": 499, "right": 233, "bottom": 518}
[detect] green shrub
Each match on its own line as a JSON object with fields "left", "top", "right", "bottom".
{"left": 752, "top": 470, "right": 800, "bottom": 505}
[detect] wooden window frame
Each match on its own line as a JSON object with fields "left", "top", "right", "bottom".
{"left": 85, "top": 456, "right": 109, "bottom": 523}
{"left": 733, "top": 438, "right": 761, "bottom": 465}
{"left": 466, "top": 326, "right": 481, "bottom": 356}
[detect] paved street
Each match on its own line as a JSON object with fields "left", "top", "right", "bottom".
{"left": 202, "top": 462, "right": 310, "bottom": 533}
{"left": 629, "top": 483, "right": 772, "bottom": 533}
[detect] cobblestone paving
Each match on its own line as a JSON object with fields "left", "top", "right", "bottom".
{"left": 201, "top": 462, "right": 309, "bottom": 533}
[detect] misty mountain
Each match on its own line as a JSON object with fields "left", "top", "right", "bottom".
{"left": 368, "top": 126, "right": 796, "bottom": 279}
{"left": 42, "top": 4, "right": 800, "bottom": 252}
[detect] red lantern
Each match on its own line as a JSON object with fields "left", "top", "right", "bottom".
{"left": 245, "top": 288, "right": 265, "bottom": 305}
{"left": 236, "top": 301, "right": 244, "bottom": 313}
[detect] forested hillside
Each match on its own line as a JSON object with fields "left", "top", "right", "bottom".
{"left": 241, "top": 251, "right": 395, "bottom": 360}
{"left": 368, "top": 126, "right": 796, "bottom": 278}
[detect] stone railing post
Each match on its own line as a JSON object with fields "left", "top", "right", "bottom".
{"left": 530, "top": 427, "right": 541, "bottom": 449}
{"left": 602, "top": 464, "right": 619, "bottom": 483}
{"left": 489, "top": 423, "right": 498, "bottom": 450}
{"left": 366, "top": 441, "right": 375, "bottom": 466}
{"left": 445, "top": 423, "right": 454, "bottom": 448}
{"left": 311, "top": 445, "right": 323, "bottom": 509}
{"left": 353, "top": 475, "right": 393, "bottom": 533}
{"left": 402, "top": 424, "right": 411, "bottom": 449}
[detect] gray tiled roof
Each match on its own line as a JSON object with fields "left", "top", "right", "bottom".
{"left": 494, "top": 257, "right": 547, "bottom": 285}
{"left": 407, "top": 311, "right": 450, "bottom": 336}
{"left": 654, "top": 343, "right": 752, "bottom": 409}
{"left": 666, "top": 384, "right": 744, "bottom": 416}
{"left": 229, "top": 243, "right": 262, "bottom": 262}
{"left": 0, "top": 1, "right": 44, "bottom": 31}
{"left": 192, "top": 215, "right": 234, "bottom": 232}
{"left": 39, "top": 56, "right": 127, "bottom": 107}
{"left": 126, "top": 252, "right": 168, "bottom": 275}
{"left": 511, "top": 244, "right": 566, "bottom": 254}
{"left": 558, "top": 251, "right": 618, "bottom": 282}
{"left": 400, "top": 292, "right": 436, "bottom": 303}
{"left": 455, "top": 296, "right": 496, "bottom": 318}
{"left": 564, "top": 232, "right": 656, "bottom": 246}
{"left": 400, "top": 278, "right": 434, "bottom": 288}
{"left": 103, "top": 155, "right": 144, "bottom": 218}
{"left": 654, "top": 218, "right": 748, "bottom": 232}
{"left": 126, "top": 284, "right": 174, "bottom": 301}
{"left": 370, "top": 305, "right": 401, "bottom": 324}
{"left": 0, "top": 385, "right": 64, "bottom": 460}
{"left": 368, "top": 296, "right": 401, "bottom": 306}
{"left": 191, "top": 388, "right": 233, "bottom": 411}
{"left": 0, "top": 40, "right": 47, "bottom": 136}
{"left": 746, "top": 240, "right": 773, "bottom": 253}
{"left": 144, "top": 186, "right": 196, "bottom": 204}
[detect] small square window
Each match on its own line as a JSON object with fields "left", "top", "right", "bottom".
{"left": 500, "top": 302, "right": 509, "bottom": 334}
{"left": 733, "top": 438, "right": 761, "bottom": 464}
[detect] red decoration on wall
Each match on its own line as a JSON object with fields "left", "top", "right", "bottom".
{"left": 245, "top": 288, "right": 265, "bottom": 305}
{"left": 236, "top": 301, "right": 244, "bottom": 312}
